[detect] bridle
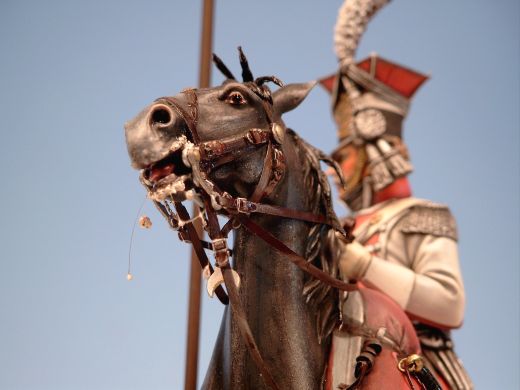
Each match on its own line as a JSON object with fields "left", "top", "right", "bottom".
{"left": 145, "top": 88, "right": 358, "bottom": 390}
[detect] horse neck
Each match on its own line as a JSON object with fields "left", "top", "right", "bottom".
{"left": 228, "top": 138, "right": 327, "bottom": 389}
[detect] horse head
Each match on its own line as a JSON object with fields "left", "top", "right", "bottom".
{"left": 125, "top": 48, "right": 315, "bottom": 205}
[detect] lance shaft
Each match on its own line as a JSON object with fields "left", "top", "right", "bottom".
{"left": 185, "top": 1, "right": 214, "bottom": 389}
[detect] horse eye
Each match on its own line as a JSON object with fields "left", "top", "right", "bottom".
{"left": 226, "top": 91, "right": 247, "bottom": 105}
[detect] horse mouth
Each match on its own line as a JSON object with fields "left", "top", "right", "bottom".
{"left": 140, "top": 139, "right": 194, "bottom": 201}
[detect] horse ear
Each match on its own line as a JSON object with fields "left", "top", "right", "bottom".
{"left": 273, "top": 81, "right": 316, "bottom": 116}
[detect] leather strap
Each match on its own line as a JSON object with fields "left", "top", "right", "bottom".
{"left": 249, "top": 141, "right": 274, "bottom": 202}
{"left": 177, "top": 230, "right": 233, "bottom": 256}
{"left": 238, "top": 215, "right": 357, "bottom": 292}
{"left": 199, "top": 129, "right": 271, "bottom": 167}
{"left": 174, "top": 202, "right": 229, "bottom": 305}
{"left": 220, "top": 216, "right": 240, "bottom": 238}
{"left": 218, "top": 196, "right": 332, "bottom": 225}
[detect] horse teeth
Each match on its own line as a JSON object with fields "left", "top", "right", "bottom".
{"left": 169, "top": 135, "right": 187, "bottom": 152}
{"left": 146, "top": 174, "right": 190, "bottom": 201}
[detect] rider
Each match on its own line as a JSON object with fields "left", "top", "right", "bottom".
{"left": 320, "top": 54, "right": 473, "bottom": 389}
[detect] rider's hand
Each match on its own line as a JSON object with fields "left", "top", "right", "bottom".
{"left": 338, "top": 241, "right": 372, "bottom": 281}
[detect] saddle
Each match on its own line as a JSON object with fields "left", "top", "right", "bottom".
{"left": 327, "top": 285, "right": 437, "bottom": 390}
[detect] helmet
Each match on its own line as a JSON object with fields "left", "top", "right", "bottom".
{"left": 320, "top": 0, "right": 428, "bottom": 209}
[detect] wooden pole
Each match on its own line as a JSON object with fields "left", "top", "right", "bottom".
{"left": 184, "top": 1, "right": 214, "bottom": 389}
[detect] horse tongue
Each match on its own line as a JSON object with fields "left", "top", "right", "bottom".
{"left": 149, "top": 163, "right": 175, "bottom": 182}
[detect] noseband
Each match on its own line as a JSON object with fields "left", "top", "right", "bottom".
{"left": 147, "top": 88, "right": 357, "bottom": 390}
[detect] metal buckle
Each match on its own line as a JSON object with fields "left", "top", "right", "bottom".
{"left": 212, "top": 237, "right": 227, "bottom": 253}
{"left": 398, "top": 354, "right": 424, "bottom": 373}
{"left": 200, "top": 143, "right": 215, "bottom": 159}
{"left": 246, "top": 129, "right": 267, "bottom": 144}
{"left": 271, "top": 123, "right": 285, "bottom": 144}
{"left": 212, "top": 238, "right": 229, "bottom": 267}
{"left": 236, "top": 198, "right": 256, "bottom": 213}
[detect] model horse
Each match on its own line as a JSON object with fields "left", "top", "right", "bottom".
{"left": 125, "top": 49, "right": 437, "bottom": 390}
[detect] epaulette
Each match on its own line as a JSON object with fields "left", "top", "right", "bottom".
{"left": 399, "top": 202, "right": 458, "bottom": 241}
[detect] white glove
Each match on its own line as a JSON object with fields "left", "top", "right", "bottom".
{"left": 339, "top": 241, "right": 372, "bottom": 281}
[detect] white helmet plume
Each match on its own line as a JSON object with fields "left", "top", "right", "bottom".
{"left": 334, "top": 0, "right": 391, "bottom": 67}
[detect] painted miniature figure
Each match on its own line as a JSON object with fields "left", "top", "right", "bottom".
{"left": 320, "top": 0, "right": 473, "bottom": 388}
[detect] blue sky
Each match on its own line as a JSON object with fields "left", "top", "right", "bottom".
{"left": 0, "top": 1, "right": 518, "bottom": 389}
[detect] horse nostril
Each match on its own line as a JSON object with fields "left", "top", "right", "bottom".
{"left": 149, "top": 104, "right": 174, "bottom": 128}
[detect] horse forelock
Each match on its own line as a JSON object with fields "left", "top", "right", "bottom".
{"left": 213, "top": 49, "right": 284, "bottom": 106}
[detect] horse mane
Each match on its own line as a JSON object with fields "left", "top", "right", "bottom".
{"left": 288, "top": 129, "right": 345, "bottom": 344}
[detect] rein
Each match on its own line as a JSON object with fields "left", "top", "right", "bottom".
{"left": 151, "top": 89, "right": 357, "bottom": 390}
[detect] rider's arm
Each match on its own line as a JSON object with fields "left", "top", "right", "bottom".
{"left": 361, "top": 233, "right": 465, "bottom": 329}
{"left": 338, "top": 203, "right": 466, "bottom": 329}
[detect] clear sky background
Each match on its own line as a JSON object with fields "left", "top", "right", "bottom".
{"left": 0, "top": 1, "right": 518, "bottom": 389}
